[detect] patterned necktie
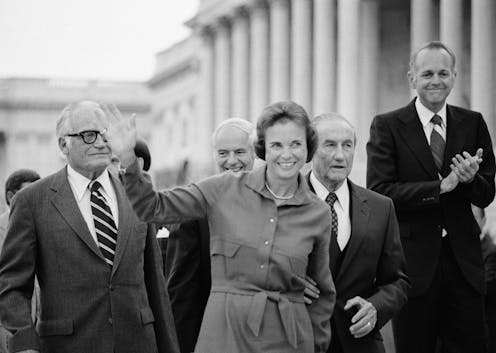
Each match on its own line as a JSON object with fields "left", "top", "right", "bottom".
{"left": 430, "top": 114, "right": 445, "bottom": 171}
{"left": 90, "top": 181, "right": 118, "bottom": 266}
{"left": 325, "top": 192, "right": 341, "bottom": 252}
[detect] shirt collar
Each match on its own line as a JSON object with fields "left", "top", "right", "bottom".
{"left": 309, "top": 171, "right": 350, "bottom": 209}
{"left": 415, "top": 97, "right": 447, "bottom": 129}
{"left": 67, "top": 165, "right": 113, "bottom": 202}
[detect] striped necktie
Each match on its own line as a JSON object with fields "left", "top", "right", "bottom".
{"left": 430, "top": 114, "right": 445, "bottom": 172}
{"left": 89, "top": 181, "right": 118, "bottom": 266}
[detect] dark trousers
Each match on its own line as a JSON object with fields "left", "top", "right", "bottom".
{"left": 487, "top": 280, "right": 496, "bottom": 353}
{"left": 393, "top": 238, "right": 487, "bottom": 353}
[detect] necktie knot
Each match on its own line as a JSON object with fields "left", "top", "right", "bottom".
{"left": 90, "top": 181, "right": 102, "bottom": 193}
{"left": 325, "top": 192, "right": 338, "bottom": 206}
{"left": 431, "top": 114, "right": 443, "bottom": 126}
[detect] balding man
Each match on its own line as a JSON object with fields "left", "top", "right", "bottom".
{"left": 165, "top": 118, "right": 256, "bottom": 353}
{"left": 0, "top": 101, "right": 179, "bottom": 353}
{"left": 309, "top": 113, "right": 409, "bottom": 353}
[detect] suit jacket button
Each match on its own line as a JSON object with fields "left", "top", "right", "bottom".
{"left": 108, "top": 318, "right": 113, "bottom": 325}
{"left": 109, "top": 285, "right": 114, "bottom": 291}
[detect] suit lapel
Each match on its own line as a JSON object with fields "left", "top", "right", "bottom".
{"left": 397, "top": 100, "right": 439, "bottom": 178}
{"left": 110, "top": 173, "right": 132, "bottom": 277}
{"left": 442, "top": 105, "right": 466, "bottom": 176}
{"left": 336, "top": 181, "right": 369, "bottom": 282}
{"left": 50, "top": 167, "right": 103, "bottom": 260}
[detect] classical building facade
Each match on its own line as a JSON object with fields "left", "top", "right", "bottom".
{"left": 0, "top": 78, "right": 151, "bottom": 210}
{"left": 150, "top": 0, "right": 496, "bottom": 185}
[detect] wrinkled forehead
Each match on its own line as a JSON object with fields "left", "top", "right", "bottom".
{"left": 69, "top": 102, "right": 106, "bottom": 131}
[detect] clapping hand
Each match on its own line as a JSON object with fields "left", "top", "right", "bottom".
{"left": 100, "top": 103, "right": 137, "bottom": 168}
{"left": 450, "top": 148, "right": 483, "bottom": 183}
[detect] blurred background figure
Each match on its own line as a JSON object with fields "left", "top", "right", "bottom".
{"left": 0, "top": 169, "right": 41, "bottom": 251}
{"left": 0, "top": 168, "right": 40, "bottom": 353}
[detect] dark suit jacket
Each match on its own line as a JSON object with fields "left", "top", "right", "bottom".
{"left": 165, "top": 219, "right": 210, "bottom": 353}
{"left": 367, "top": 99, "right": 496, "bottom": 296}
{"left": 0, "top": 167, "right": 179, "bottom": 353}
{"left": 308, "top": 177, "right": 409, "bottom": 353}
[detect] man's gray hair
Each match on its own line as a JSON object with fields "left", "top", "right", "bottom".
{"left": 55, "top": 101, "right": 103, "bottom": 138}
{"left": 211, "top": 117, "right": 255, "bottom": 146}
{"left": 311, "top": 112, "right": 357, "bottom": 144}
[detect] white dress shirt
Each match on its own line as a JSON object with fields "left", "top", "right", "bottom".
{"left": 67, "top": 165, "right": 119, "bottom": 244}
{"left": 415, "top": 98, "right": 448, "bottom": 237}
{"left": 310, "top": 171, "right": 351, "bottom": 250}
{"left": 415, "top": 98, "right": 447, "bottom": 144}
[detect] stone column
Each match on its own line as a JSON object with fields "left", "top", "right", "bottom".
{"left": 197, "top": 29, "right": 215, "bottom": 172}
{"left": 354, "top": 0, "right": 379, "bottom": 187}
{"left": 313, "top": 0, "right": 336, "bottom": 115}
{"left": 269, "top": 0, "right": 291, "bottom": 101}
{"left": 291, "top": 0, "right": 312, "bottom": 114}
{"left": 440, "top": 0, "right": 464, "bottom": 107}
{"left": 250, "top": 0, "right": 270, "bottom": 121}
{"left": 213, "top": 17, "right": 231, "bottom": 127}
{"left": 471, "top": 0, "right": 495, "bottom": 136}
{"left": 337, "top": 0, "right": 360, "bottom": 125}
{"left": 359, "top": 0, "right": 379, "bottom": 137}
{"left": 231, "top": 7, "right": 250, "bottom": 120}
{"left": 410, "top": 0, "right": 437, "bottom": 52}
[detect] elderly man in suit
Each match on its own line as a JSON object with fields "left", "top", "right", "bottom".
{"left": 165, "top": 117, "right": 256, "bottom": 353}
{"left": 0, "top": 101, "right": 179, "bottom": 353}
{"left": 367, "top": 41, "right": 496, "bottom": 353}
{"left": 308, "top": 113, "right": 409, "bottom": 353}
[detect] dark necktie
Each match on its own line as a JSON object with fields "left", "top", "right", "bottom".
{"left": 325, "top": 192, "right": 342, "bottom": 258}
{"left": 90, "top": 181, "right": 118, "bottom": 266}
{"left": 430, "top": 114, "right": 445, "bottom": 171}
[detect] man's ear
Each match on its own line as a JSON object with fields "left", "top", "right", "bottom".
{"left": 58, "top": 137, "right": 69, "bottom": 155}
{"left": 407, "top": 71, "right": 416, "bottom": 89}
{"left": 137, "top": 157, "right": 144, "bottom": 171}
{"left": 6, "top": 190, "right": 15, "bottom": 206}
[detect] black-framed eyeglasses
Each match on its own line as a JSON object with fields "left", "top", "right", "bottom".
{"left": 66, "top": 130, "right": 106, "bottom": 144}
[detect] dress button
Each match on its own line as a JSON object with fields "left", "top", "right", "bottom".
{"left": 264, "top": 240, "right": 269, "bottom": 245}
{"left": 269, "top": 218, "right": 274, "bottom": 223}
{"left": 260, "top": 264, "right": 265, "bottom": 269}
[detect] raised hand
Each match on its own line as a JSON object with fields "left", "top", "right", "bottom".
{"left": 100, "top": 103, "right": 137, "bottom": 167}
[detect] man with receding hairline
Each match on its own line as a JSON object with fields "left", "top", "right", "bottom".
{"left": 308, "top": 113, "right": 408, "bottom": 353}
{"left": 367, "top": 41, "right": 496, "bottom": 353}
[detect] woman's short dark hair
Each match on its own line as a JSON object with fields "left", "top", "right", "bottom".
{"left": 254, "top": 101, "right": 317, "bottom": 162}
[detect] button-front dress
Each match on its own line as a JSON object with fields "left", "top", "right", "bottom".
{"left": 124, "top": 163, "right": 335, "bottom": 353}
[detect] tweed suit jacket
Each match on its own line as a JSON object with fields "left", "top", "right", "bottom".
{"left": 0, "top": 167, "right": 179, "bottom": 353}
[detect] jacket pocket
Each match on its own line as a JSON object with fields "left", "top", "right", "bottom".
{"left": 36, "top": 319, "right": 74, "bottom": 337}
{"left": 140, "top": 307, "right": 155, "bottom": 325}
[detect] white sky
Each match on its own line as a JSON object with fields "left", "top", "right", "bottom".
{"left": 0, "top": 0, "right": 200, "bottom": 81}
